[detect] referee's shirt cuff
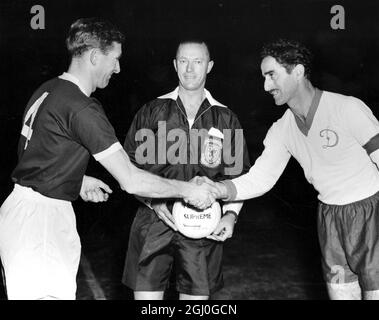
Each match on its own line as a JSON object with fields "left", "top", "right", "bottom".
{"left": 220, "top": 180, "right": 238, "bottom": 201}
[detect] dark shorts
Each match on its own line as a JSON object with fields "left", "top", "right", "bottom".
{"left": 122, "top": 206, "right": 224, "bottom": 296}
{"left": 317, "top": 191, "right": 379, "bottom": 291}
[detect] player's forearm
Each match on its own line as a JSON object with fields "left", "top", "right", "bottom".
{"left": 220, "top": 171, "right": 276, "bottom": 201}
{"left": 220, "top": 143, "right": 291, "bottom": 201}
{"left": 99, "top": 149, "right": 189, "bottom": 199}
{"left": 126, "top": 168, "right": 189, "bottom": 198}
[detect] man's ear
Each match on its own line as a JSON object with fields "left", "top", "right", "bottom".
{"left": 89, "top": 48, "right": 99, "bottom": 66}
{"left": 207, "top": 60, "right": 214, "bottom": 74}
{"left": 173, "top": 59, "right": 178, "bottom": 72}
{"left": 293, "top": 64, "right": 305, "bottom": 79}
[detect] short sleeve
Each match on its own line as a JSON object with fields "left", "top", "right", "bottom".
{"left": 344, "top": 97, "right": 379, "bottom": 149}
{"left": 71, "top": 102, "right": 121, "bottom": 160}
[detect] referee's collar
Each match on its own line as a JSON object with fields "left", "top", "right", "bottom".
{"left": 59, "top": 72, "right": 90, "bottom": 97}
{"left": 158, "top": 87, "right": 227, "bottom": 108}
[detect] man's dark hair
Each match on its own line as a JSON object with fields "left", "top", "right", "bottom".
{"left": 175, "top": 39, "right": 212, "bottom": 61}
{"left": 261, "top": 39, "right": 313, "bottom": 78}
{"left": 66, "top": 17, "right": 125, "bottom": 57}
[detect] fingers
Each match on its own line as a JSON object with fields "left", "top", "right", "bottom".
{"left": 83, "top": 188, "right": 109, "bottom": 203}
{"left": 80, "top": 191, "right": 89, "bottom": 202}
{"left": 187, "top": 194, "right": 215, "bottom": 210}
{"left": 85, "top": 190, "right": 100, "bottom": 202}
{"left": 206, "top": 227, "right": 232, "bottom": 242}
{"left": 189, "top": 176, "right": 204, "bottom": 185}
{"left": 158, "top": 211, "right": 177, "bottom": 231}
{"left": 198, "top": 176, "right": 214, "bottom": 185}
{"left": 98, "top": 181, "right": 113, "bottom": 194}
{"left": 206, "top": 220, "right": 234, "bottom": 242}
{"left": 183, "top": 181, "right": 218, "bottom": 210}
{"left": 153, "top": 203, "right": 178, "bottom": 231}
{"left": 80, "top": 176, "right": 112, "bottom": 203}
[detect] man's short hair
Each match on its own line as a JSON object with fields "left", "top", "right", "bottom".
{"left": 261, "top": 39, "right": 313, "bottom": 78}
{"left": 66, "top": 17, "right": 125, "bottom": 57}
{"left": 175, "top": 39, "right": 211, "bottom": 61}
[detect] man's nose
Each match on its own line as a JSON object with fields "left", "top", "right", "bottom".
{"left": 264, "top": 77, "right": 272, "bottom": 92}
{"left": 186, "top": 62, "right": 193, "bottom": 72}
{"left": 114, "top": 60, "right": 120, "bottom": 74}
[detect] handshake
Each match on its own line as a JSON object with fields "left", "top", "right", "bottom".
{"left": 182, "top": 176, "right": 228, "bottom": 210}
{"left": 79, "top": 175, "right": 230, "bottom": 210}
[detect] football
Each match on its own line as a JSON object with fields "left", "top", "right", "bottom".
{"left": 172, "top": 200, "right": 221, "bottom": 239}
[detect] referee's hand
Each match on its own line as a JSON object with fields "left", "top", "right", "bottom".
{"left": 151, "top": 201, "right": 178, "bottom": 231}
{"left": 206, "top": 213, "right": 236, "bottom": 242}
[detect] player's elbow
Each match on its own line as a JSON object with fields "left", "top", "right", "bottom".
{"left": 119, "top": 169, "right": 146, "bottom": 195}
{"left": 119, "top": 180, "right": 139, "bottom": 195}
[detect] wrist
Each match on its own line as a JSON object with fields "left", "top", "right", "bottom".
{"left": 219, "top": 180, "right": 237, "bottom": 201}
{"left": 216, "top": 182, "right": 228, "bottom": 199}
{"left": 178, "top": 181, "right": 190, "bottom": 199}
{"left": 224, "top": 210, "right": 238, "bottom": 224}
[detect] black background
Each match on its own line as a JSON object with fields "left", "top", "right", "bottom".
{"left": 0, "top": 0, "right": 378, "bottom": 300}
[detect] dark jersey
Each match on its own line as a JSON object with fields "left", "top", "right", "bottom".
{"left": 12, "top": 75, "right": 120, "bottom": 201}
{"left": 124, "top": 88, "right": 250, "bottom": 183}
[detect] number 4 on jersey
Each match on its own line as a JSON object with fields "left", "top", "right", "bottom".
{"left": 21, "top": 92, "right": 49, "bottom": 150}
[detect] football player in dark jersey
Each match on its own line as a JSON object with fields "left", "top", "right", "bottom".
{"left": 0, "top": 18, "right": 219, "bottom": 300}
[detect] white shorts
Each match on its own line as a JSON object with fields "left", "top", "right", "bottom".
{"left": 0, "top": 184, "right": 81, "bottom": 300}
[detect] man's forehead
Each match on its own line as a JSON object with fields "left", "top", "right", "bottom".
{"left": 108, "top": 42, "right": 122, "bottom": 56}
{"left": 177, "top": 43, "right": 208, "bottom": 58}
{"left": 261, "top": 56, "right": 282, "bottom": 72}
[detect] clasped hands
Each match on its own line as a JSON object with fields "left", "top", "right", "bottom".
{"left": 153, "top": 176, "right": 234, "bottom": 242}
{"left": 183, "top": 176, "right": 226, "bottom": 210}
{"left": 153, "top": 176, "right": 223, "bottom": 231}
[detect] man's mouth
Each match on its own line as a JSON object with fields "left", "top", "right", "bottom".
{"left": 184, "top": 75, "right": 196, "bottom": 80}
{"left": 270, "top": 89, "right": 280, "bottom": 97}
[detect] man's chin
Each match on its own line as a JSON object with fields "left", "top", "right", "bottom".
{"left": 99, "top": 81, "right": 110, "bottom": 89}
{"left": 182, "top": 84, "right": 202, "bottom": 91}
{"left": 273, "top": 98, "right": 286, "bottom": 106}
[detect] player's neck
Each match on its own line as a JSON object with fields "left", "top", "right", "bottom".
{"left": 67, "top": 61, "right": 93, "bottom": 96}
{"left": 178, "top": 86, "right": 206, "bottom": 112}
{"left": 288, "top": 81, "right": 315, "bottom": 120}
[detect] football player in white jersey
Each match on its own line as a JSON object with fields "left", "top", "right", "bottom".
{"left": 209, "top": 39, "right": 379, "bottom": 300}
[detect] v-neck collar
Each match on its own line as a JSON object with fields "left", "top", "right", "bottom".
{"left": 292, "top": 88, "right": 323, "bottom": 136}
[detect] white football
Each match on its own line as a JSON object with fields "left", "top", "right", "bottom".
{"left": 172, "top": 200, "right": 221, "bottom": 239}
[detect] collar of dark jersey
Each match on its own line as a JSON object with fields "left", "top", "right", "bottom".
{"left": 158, "top": 87, "right": 227, "bottom": 114}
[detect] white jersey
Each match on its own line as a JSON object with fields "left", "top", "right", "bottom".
{"left": 230, "top": 89, "right": 379, "bottom": 205}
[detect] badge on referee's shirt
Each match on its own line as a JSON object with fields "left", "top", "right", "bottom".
{"left": 201, "top": 127, "right": 223, "bottom": 168}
